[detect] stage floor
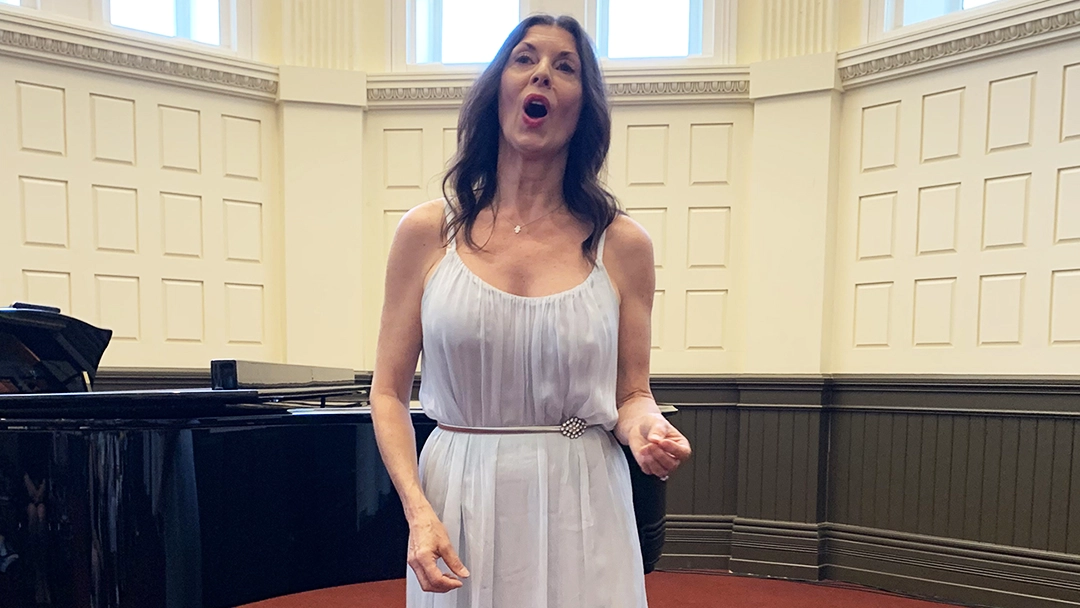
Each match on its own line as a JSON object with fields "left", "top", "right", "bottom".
{"left": 240, "top": 570, "right": 966, "bottom": 608}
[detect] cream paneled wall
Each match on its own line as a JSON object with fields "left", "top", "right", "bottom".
{"left": 832, "top": 43, "right": 1080, "bottom": 373}
{"left": 361, "top": 107, "right": 459, "bottom": 365}
{"left": 0, "top": 56, "right": 282, "bottom": 368}
{"left": 5, "top": 0, "right": 1079, "bottom": 377}
{"left": 608, "top": 104, "right": 752, "bottom": 373}
{"left": 360, "top": 101, "right": 752, "bottom": 374}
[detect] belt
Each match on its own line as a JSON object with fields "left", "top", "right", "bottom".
{"left": 437, "top": 416, "right": 592, "bottom": 439}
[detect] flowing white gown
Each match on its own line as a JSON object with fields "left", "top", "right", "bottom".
{"left": 406, "top": 219, "right": 648, "bottom": 608}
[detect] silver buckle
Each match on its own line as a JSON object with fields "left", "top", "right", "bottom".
{"left": 560, "top": 417, "right": 588, "bottom": 439}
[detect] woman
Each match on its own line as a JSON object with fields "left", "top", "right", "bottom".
{"left": 371, "top": 14, "right": 692, "bottom": 608}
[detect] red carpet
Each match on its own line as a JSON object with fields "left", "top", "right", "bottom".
{"left": 240, "top": 571, "right": 965, "bottom": 607}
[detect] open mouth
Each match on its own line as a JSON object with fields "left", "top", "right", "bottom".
{"left": 523, "top": 96, "right": 549, "bottom": 119}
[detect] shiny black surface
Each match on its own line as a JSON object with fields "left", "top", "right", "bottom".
{"left": 0, "top": 396, "right": 666, "bottom": 607}
{"left": 0, "top": 404, "right": 434, "bottom": 608}
{"left": 0, "top": 306, "right": 112, "bottom": 394}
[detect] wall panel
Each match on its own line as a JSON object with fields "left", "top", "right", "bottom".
{"left": 825, "top": 400, "right": 1080, "bottom": 566}
{"left": 608, "top": 104, "right": 751, "bottom": 373}
{"left": 90, "top": 94, "right": 136, "bottom": 165}
{"left": 833, "top": 42, "right": 1080, "bottom": 373}
{"left": 0, "top": 56, "right": 281, "bottom": 367}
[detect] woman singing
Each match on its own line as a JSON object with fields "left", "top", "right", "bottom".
{"left": 371, "top": 14, "right": 692, "bottom": 608}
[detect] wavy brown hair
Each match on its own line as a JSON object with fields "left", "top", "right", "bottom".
{"left": 441, "top": 14, "right": 619, "bottom": 257}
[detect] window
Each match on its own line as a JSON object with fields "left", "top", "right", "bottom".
{"left": 597, "top": 0, "right": 703, "bottom": 59}
{"left": 886, "top": 0, "right": 1006, "bottom": 31}
{"left": 399, "top": 0, "right": 733, "bottom": 69}
{"left": 109, "top": 0, "right": 222, "bottom": 46}
{"left": 414, "top": 0, "right": 520, "bottom": 64}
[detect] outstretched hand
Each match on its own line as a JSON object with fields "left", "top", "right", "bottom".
{"left": 627, "top": 413, "right": 692, "bottom": 480}
{"left": 408, "top": 508, "right": 470, "bottom": 593}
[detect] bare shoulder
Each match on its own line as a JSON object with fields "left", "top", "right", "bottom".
{"left": 603, "top": 213, "right": 655, "bottom": 300}
{"left": 395, "top": 199, "right": 446, "bottom": 246}
{"left": 386, "top": 199, "right": 448, "bottom": 281}
{"left": 604, "top": 213, "right": 654, "bottom": 271}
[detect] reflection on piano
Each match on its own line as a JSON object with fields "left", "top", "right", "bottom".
{"left": 0, "top": 304, "right": 667, "bottom": 607}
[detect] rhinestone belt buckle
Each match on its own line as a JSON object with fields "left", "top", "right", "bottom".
{"left": 560, "top": 417, "right": 588, "bottom": 439}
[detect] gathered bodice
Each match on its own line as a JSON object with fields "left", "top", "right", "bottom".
{"left": 418, "top": 225, "right": 620, "bottom": 429}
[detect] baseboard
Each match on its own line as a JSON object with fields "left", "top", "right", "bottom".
{"left": 730, "top": 518, "right": 825, "bottom": 580}
{"left": 823, "top": 524, "right": 1080, "bottom": 608}
{"left": 661, "top": 519, "right": 1080, "bottom": 607}
{"left": 656, "top": 515, "right": 733, "bottom": 570}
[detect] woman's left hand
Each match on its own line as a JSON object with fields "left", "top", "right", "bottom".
{"left": 627, "top": 413, "right": 692, "bottom": 480}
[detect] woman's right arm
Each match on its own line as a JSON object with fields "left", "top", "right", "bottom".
{"left": 370, "top": 200, "right": 469, "bottom": 592}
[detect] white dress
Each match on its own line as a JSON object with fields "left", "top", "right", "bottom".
{"left": 406, "top": 218, "right": 648, "bottom": 608}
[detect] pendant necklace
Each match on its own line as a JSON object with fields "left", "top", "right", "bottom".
{"left": 507, "top": 205, "right": 561, "bottom": 234}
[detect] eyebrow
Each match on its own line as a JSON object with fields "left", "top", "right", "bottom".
{"left": 517, "top": 42, "right": 579, "bottom": 60}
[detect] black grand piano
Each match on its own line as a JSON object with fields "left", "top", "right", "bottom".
{"left": 0, "top": 304, "right": 667, "bottom": 607}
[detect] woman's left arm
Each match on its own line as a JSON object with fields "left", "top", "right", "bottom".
{"left": 607, "top": 216, "right": 692, "bottom": 479}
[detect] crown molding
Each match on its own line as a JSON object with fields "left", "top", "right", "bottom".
{"left": 0, "top": 7, "right": 278, "bottom": 100}
{"left": 839, "top": 0, "right": 1080, "bottom": 87}
{"left": 366, "top": 67, "right": 751, "bottom": 109}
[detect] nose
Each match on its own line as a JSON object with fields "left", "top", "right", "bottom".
{"left": 531, "top": 63, "right": 551, "bottom": 87}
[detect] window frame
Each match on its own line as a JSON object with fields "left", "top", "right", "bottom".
{"left": 0, "top": 0, "right": 254, "bottom": 58}
{"left": 862, "top": 0, "right": 1045, "bottom": 43}
{"left": 390, "top": 0, "right": 737, "bottom": 72}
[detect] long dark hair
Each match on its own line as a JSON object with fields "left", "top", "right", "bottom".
{"left": 441, "top": 14, "right": 619, "bottom": 257}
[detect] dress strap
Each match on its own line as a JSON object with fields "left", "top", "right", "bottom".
{"left": 443, "top": 199, "right": 457, "bottom": 251}
{"left": 596, "top": 226, "right": 608, "bottom": 267}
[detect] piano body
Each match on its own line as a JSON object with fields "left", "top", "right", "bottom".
{"left": 0, "top": 304, "right": 667, "bottom": 607}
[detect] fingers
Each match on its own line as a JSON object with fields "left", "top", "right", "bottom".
{"left": 442, "top": 544, "right": 471, "bottom": 580}
{"left": 409, "top": 553, "right": 464, "bottom": 593}
{"left": 658, "top": 437, "right": 693, "bottom": 460}
{"left": 636, "top": 435, "right": 691, "bottom": 479}
{"left": 643, "top": 443, "right": 680, "bottom": 471}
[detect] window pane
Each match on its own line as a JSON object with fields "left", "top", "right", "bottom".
{"left": 901, "top": 0, "right": 1005, "bottom": 27}
{"left": 441, "top": 0, "right": 518, "bottom": 64}
{"left": 191, "top": 0, "right": 220, "bottom": 45}
{"left": 111, "top": 0, "right": 177, "bottom": 37}
{"left": 607, "top": 0, "right": 690, "bottom": 59}
{"left": 0, "top": 0, "right": 21, "bottom": 6}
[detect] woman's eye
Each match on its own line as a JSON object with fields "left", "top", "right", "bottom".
{"left": 515, "top": 55, "right": 532, "bottom": 64}
{"left": 557, "top": 63, "right": 575, "bottom": 73}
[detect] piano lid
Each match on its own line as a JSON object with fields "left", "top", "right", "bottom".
{"left": 0, "top": 302, "right": 112, "bottom": 394}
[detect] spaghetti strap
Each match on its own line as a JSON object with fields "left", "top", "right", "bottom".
{"left": 442, "top": 200, "right": 457, "bottom": 251}
{"left": 596, "top": 226, "right": 608, "bottom": 267}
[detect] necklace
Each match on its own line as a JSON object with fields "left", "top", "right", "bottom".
{"left": 504, "top": 205, "right": 561, "bottom": 234}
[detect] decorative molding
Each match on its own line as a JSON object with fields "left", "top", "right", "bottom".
{"left": 840, "top": 2, "right": 1080, "bottom": 87}
{"left": 606, "top": 79, "right": 749, "bottom": 98}
{"left": 366, "top": 84, "right": 471, "bottom": 106}
{"left": 731, "top": 519, "right": 826, "bottom": 580}
{"left": 0, "top": 10, "right": 278, "bottom": 99}
{"left": 662, "top": 518, "right": 1080, "bottom": 606}
{"left": 366, "top": 69, "right": 752, "bottom": 109}
{"left": 825, "top": 524, "right": 1080, "bottom": 607}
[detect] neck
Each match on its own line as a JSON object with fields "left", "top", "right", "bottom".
{"left": 494, "top": 140, "right": 568, "bottom": 218}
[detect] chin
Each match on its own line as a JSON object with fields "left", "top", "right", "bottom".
{"left": 506, "top": 133, "right": 568, "bottom": 158}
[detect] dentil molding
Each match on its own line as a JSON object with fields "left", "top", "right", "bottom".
{"left": 839, "top": 1, "right": 1080, "bottom": 87}
{"left": 366, "top": 69, "right": 752, "bottom": 109}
